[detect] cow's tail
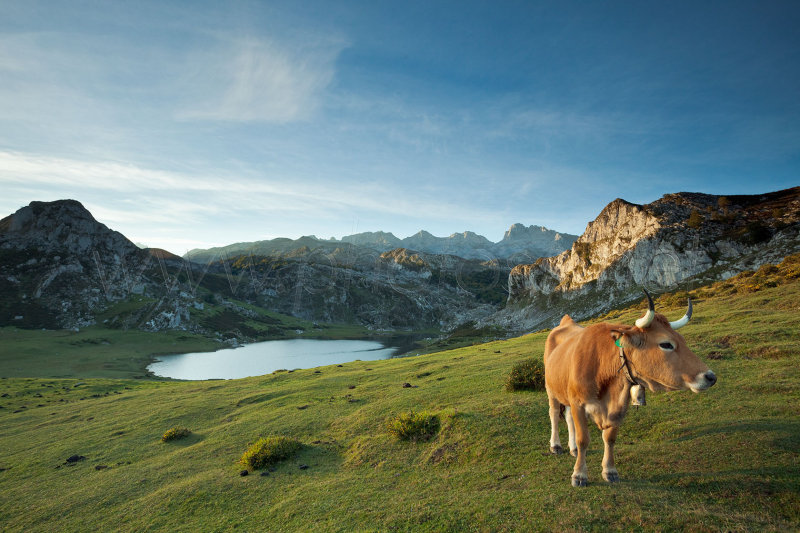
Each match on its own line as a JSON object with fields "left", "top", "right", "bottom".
{"left": 559, "top": 404, "right": 566, "bottom": 420}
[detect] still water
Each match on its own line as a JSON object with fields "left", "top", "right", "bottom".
{"left": 147, "top": 339, "right": 401, "bottom": 380}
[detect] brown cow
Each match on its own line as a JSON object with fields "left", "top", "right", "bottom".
{"left": 544, "top": 290, "right": 716, "bottom": 487}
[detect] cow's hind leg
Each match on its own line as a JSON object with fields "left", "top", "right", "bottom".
{"left": 570, "top": 405, "right": 590, "bottom": 487}
{"left": 548, "top": 394, "right": 564, "bottom": 454}
{"left": 565, "top": 406, "right": 577, "bottom": 456}
{"left": 601, "top": 426, "right": 620, "bottom": 483}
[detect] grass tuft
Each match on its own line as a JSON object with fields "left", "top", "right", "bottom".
{"left": 239, "top": 436, "right": 302, "bottom": 470}
{"left": 505, "top": 357, "right": 545, "bottom": 391}
{"left": 387, "top": 410, "right": 441, "bottom": 441}
{"left": 161, "top": 427, "right": 191, "bottom": 442}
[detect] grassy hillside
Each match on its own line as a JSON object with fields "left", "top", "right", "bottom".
{"left": 1, "top": 265, "right": 799, "bottom": 531}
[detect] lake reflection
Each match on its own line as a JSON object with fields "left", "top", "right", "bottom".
{"left": 147, "top": 339, "right": 400, "bottom": 380}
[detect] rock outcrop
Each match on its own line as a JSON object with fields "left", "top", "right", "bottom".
{"left": 496, "top": 187, "right": 800, "bottom": 332}
{"left": 0, "top": 200, "right": 194, "bottom": 330}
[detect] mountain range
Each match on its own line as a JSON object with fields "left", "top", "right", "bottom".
{"left": 0, "top": 200, "right": 513, "bottom": 333}
{"left": 185, "top": 224, "right": 577, "bottom": 264}
{"left": 1, "top": 186, "right": 798, "bottom": 340}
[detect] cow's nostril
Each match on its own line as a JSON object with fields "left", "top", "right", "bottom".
{"left": 705, "top": 371, "right": 717, "bottom": 385}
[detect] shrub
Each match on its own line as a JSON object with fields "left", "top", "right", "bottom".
{"left": 161, "top": 427, "right": 191, "bottom": 442}
{"left": 686, "top": 209, "right": 703, "bottom": 229}
{"left": 573, "top": 242, "right": 593, "bottom": 265}
{"left": 742, "top": 221, "right": 771, "bottom": 245}
{"left": 506, "top": 358, "right": 546, "bottom": 392}
{"left": 387, "top": 410, "right": 440, "bottom": 442}
{"left": 239, "top": 436, "right": 302, "bottom": 470}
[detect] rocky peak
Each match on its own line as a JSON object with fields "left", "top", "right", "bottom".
{"left": 573, "top": 199, "right": 661, "bottom": 265}
{"left": 401, "top": 230, "right": 443, "bottom": 251}
{"left": 508, "top": 199, "right": 664, "bottom": 296}
{"left": 0, "top": 200, "right": 153, "bottom": 330}
{"left": 0, "top": 199, "right": 137, "bottom": 257}
{"left": 496, "top": 223, "right": 579, "bottom": 261}
{"left": 406, "top": 229, "right": 435, "bottom": 240}
{"left": 503, "top": 223, "right": 549, "bottom": 241}
{"left": 448, "top": 230, "right": 491, "bottom": 244}
{"left": 340, "top": 231, "right": 401, "bottom": 250}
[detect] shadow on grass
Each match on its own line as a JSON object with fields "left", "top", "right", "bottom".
{"left": 640, "top": 465, "right": 800, "bottom": 508}
{"left": 671, "top": 419, "right": 800, "bottom": 453}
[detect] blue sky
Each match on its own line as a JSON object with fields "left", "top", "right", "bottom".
{"left": 1, "top": 1, "right": 798, "bottom": 253}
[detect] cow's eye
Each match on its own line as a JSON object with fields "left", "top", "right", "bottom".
{"left": 659, "top": 342, "right": 675, "bottom": 351}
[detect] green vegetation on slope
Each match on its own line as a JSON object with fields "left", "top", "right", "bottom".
{"left": 0, "top": 261, "right": 799, "bottom": 531}
{"left": 0, "top": 304, "right": 382, "bottom": 379}
{"left": 0, "top": 327, "right": 219, "bottom": 379}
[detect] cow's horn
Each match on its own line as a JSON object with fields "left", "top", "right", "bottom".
{"left": 669, "top": 298, "right": 693, "bottom": 330}
{"left": 634, "top": 289, "right": 655, "bottom": 329}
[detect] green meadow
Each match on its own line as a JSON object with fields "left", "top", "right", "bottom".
{"left": 0, "top": 306, "right": 380, "bottom": 380}
{"left": 1, "top": 262, "right": 799, "bottom": 531}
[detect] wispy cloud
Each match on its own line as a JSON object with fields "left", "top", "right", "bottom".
{"left": 0, "top": 27, "right": 347, "bottom": 140}
{"left": 178, "top": 36, "right": 347, "bottom": 123}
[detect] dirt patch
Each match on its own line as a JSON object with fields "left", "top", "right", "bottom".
{"left": 748, "top": 345, "right": 793, "bottom": 360}
{"left": 427, "top": 443, "right": 459, "bottom": 465}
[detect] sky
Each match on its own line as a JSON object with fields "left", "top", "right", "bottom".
{"left": 1, "top": 1, "right": 798, "bottom": 253}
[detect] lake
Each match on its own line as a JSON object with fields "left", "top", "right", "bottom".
{"left": 147, "top": 338, "right": 404, "bottom": 380}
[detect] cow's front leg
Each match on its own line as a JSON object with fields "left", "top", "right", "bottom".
{"left": 548, "top": 394, "right": 564, "bottom": 454}
{"left": 570, "top": 405, "right": 589, "bottom": 487}
{"left": 601, "top": 426, "right": 619, "bottom": 483}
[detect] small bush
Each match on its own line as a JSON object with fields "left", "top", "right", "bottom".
{"left": 387, "top": 410, "right": 440, "bottom": 441}
{"left": 742, "top": 221, "right": 772, "bottom": 245}
{"left": 239, "top": 436, "right": 302, "bottom": 470}
{"left": 161, "top": 427, "right": 191, "bottom": 442}
{"left": 686, "top": 209, "right": 703, "bottom": 229}
{"left": 506, "top": 358, "right": 546, "bottom": 392}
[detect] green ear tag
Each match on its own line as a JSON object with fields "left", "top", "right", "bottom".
{"left": 615, "top": 338, "right": 622, "bottom": 348}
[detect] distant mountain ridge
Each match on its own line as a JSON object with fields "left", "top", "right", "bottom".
{"left": 4, "top": 188, "right": 799, "bottom": 341}
{"left": 185, "top": 224, "right": 578, "bottom": 264}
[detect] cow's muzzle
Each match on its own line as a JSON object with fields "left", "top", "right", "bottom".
{"left": 689, "top": 370, "right": 717, "bottom": 392}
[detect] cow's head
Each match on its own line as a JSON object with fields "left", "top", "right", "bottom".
{"left": 611, "top": 290, "right": 716, "bottom": 393}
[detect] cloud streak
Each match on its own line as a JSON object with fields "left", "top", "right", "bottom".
{"left": 0, "top": 27, "right": 347, "bottom": 137}
{"left": 178, "top": 36, "right": 347, "bottom": 123}
{"left": 0, "top": 150, "right": 508, "bottom": 250}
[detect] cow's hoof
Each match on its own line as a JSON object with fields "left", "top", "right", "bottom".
{"left": 550, "top": 445, "right": 564, "bottom": 455}
{"left": 570, "top": 448, "right": 578, "bottom": 457}
{"left": 571, "top": 475, "right": 588, "bottom": 487}
{"left": 603, "top": 470, "right": 619, "bottom": 483}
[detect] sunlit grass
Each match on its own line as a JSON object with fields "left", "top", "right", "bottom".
{"left": 0, "top": 258, "right": 798, "bottom": 531}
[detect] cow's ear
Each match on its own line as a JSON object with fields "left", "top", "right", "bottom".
{"left": 610, "top": 327, "right": 644, "bottom": 348}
